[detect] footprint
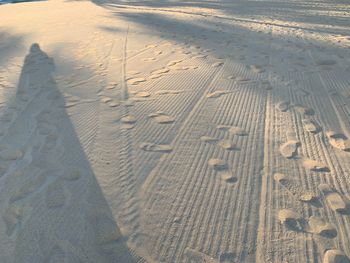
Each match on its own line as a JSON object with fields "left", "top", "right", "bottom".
{"left": 142, "top": 58, "right": 156, "bottom": 62}
{"left": 40, "top": 136, "right": 58, "bottom": 153}
{"left": 274, "top": 173, "right": 301, "bottom": 196}
{"left": 323, "top": 250, "right": 350, "bottom": 263}
{"left": 47, "top": 91, "right": 60, "bottom": 100}
{"left": 229, "top": 126, "right": 248, "bottom": 136}
{"left": 0, "top": 111, "right": 15, "bottom": 122}
{"left": 135, "top": 91, "right": 151, "bottom": 98}
{"left": 0, "top": 163, "right": 9, "bottom": 177}
{"left": 212, "top": 62, "right": 224, "bottom": 68}
{"left": 261, "top": 80, "right": 273, "bottom": 90}
{"left": 193, "top": 54, "right": 207, "bottom": 59}
{"left": 139, "top": 142, "right": 172, "bottom": 153}
{"left": 303, "top": 119, "right": 321, "bottom": 134}
{"left": 63, "top": 166, "right": 83, "bottom": 181}
{"left": 121, "top": 115, "right": 136, "bottom": 124}
{"left": 2, "top": 204, "right": 23, "bottom": 236}
{"left": 10, "top": 171, "right": 46, "bottom": 204}
{"left": 276, "top": 101, "right": 290, "bottom": 112}
{"left": 218, "top": 140, "right": 236, "bottom": 150}
{"left": 208, "top": 159, "right": 227, "bottom": 171}
{"left": 206, "top": 90, "right": 230, "bottom": 98}
{"left": 127, "top": 70, "right": 141, "bottom": 76}
{"left": 326, "top": 131, "right": 350, "bottom": 152}
{"left": 216, "top": 125, "right": 231, "bottom": 131}
{"left": 128, "top": 78, "right": 146, "bottom": 85}
{"left": 149, "top": 112, "right": 175, "bottom": 124}
{"left": 299, "top": 191, "right": 318, "bottom": 203}
{"left": 278, "top": 209, "right": 303, "bottom": 231}
{"left": 107, "top": 100, "right": 120, "bottom": 107}
{"left": 319, "top": 184, "right": 348, "bottom": 213}
{"left": 303, "top": 159, "right": 329, "bottom": 172}
{"left": 296, "top": 88, "right": 310, "bottom": 97}
{"left": 155, "top": 90, "right": 184, "bottom": 95}
{"left": 64, "top": 102, "right": 78, "bottom": 108}
{"left": 295, "top": 104, "right": 315, "bottom": 116}
{"left": 286, "top": 130, "right": 298, "bottom": 141}
{"left": 167, "top": 59, "right": 183, "bottom": 66}
{"left": 186, "top": 65, "right": 199, "bottom": 70}
{"left": 45, "top": 179, "right": 66, "bottom": 209}
{"left": 200, "top": 136, "right": 218, "bottom": 144}
{"left": 148, "top": 111, "right": 166, "bottom": 118}
{"left": 308, "top": 216, "right": 337, "bottom": 238}
{"left": 220, "top": 172, "right": 238, "bottom": 183}
{"left": 251, "top": 64, "right": 265, "bottom": 73}
{"left": 184, "top": 248, "right": 218, "bottom": 263}
{"left": 280, "top": 140, "right": 300, "bottom": 159}
{"left": 174, "top": 65, "right": 198, "bottom": 71}
{"left": 146, "top": 44, "right": 157, "bottom": 48}
{"left": 88, "top": 210, "right": 122, "bottom": 252}
{"left": 154, "top": 115, "right": 175, "bottom": 124}
{"left": 0, "top": 148, "right": 23, "bottom": 161}
{"left": 101, "top": 97, "right": 113, "bottom": 103}
{"left": 122, "top": 100, "right": 135, "bottom": 107}
{"left": 236, "top": 76, "right": 251, "bottom": 82}
{"left": 154, "top": 50, "right": 162, "bottom": 55}
{"left": 37, "top": 123, "right": 55, "bottom": 136}
{"left": 149, "top": 74, "right": 163, "bottom": 80}
{"left": 151, "top": 68, "right": 170, "bottom": 75}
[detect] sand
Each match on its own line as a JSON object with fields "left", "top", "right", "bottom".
{"left": 0, "top": 0, "right": 350, "bottom": 262}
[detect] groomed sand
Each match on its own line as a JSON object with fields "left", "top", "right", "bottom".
{"left": 0, "top": 0, "right": 350, "bottom": 262}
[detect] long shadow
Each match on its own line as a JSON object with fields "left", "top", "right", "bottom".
{"left": 0, "top": 44, "right": 138, "bottom": 262}
{"left": 0, "top": 30, "right": 24, "bottom": 66}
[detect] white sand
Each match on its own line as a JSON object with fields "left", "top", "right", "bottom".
{"left": 0, "top": 0, "right": 350, "bottom": 262}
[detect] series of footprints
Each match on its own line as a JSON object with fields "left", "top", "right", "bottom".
{"left": 2, "top": 106, "right": 85, "bottom": 238}
{"left": 275, "top": 100, "right": 350, "bottom": 261}
{"left": 202, "top": 124, "right": 247, "bottom": 185}
{"left": 97, "top": 43, "right": 216, "bottom": 151}
{"left": 128, "top": 44, "right": 210, "bottom": 86}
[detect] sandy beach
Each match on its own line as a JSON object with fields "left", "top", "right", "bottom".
{"left": 0, "top": 0, "right": 350, "bottom": 262}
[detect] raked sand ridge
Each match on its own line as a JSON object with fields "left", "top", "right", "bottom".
{"left": 0, "top": 0, "right": 350, "bottom": 262}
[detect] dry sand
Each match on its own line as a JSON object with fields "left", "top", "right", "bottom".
{"left": 0, "top": 0, "right": 350, "bottom": 262}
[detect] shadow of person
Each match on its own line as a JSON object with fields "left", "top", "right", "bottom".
{"left": 0, "top": 43, "right": 138, "bottom": 263}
